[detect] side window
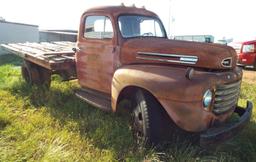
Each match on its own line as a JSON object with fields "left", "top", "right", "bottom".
{"left": 242, "top": 44, "right": 255, "bottom": 53}
{"left": 84, "top": 16, "right": 113, "bottom": 39}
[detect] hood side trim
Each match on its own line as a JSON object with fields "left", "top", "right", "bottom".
{"left": 137, "top": 52, "right": 198, "bottom": 65}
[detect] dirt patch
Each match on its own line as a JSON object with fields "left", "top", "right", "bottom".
{"left": 243, "top": 70, "right": 256, "bottom": 83}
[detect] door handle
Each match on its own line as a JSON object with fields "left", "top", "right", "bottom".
{"left": 112, "top": 47, "right": 116, "bottom": 53}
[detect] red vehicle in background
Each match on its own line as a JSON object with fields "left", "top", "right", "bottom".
{"left": 237, "top": 40, "right": 256, "bottom": 70}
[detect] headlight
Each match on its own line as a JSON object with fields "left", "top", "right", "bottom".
{"left": 203, "top": 89, "right": 213, "bottom": 110}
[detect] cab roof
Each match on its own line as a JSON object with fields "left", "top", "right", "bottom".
{"left": 84, "top": 6, "right": 158, "bottom": 17}
{"left": 243, "top": 40, "right": 256, "bottom": 45}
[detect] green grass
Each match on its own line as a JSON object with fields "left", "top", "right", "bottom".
{"left": 0, "top": 54, "right": 256, "bottom": 161}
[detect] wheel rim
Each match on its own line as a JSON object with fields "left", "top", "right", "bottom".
{"left": 132, "top": 107, "right": 145, "bottom": 143}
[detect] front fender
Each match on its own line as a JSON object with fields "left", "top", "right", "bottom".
{"left": 112, "top": 64, "right": 221, "bottom": 132}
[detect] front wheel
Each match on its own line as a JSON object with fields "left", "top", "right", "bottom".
{"left": 131, "top": 89, "right": 178, "bottom": 146}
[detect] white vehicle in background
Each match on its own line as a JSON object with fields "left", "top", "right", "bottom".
{"left": 174, "top": 35, "right": 214, "bottom": 43}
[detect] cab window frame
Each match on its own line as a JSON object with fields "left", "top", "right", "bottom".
{"left": 83, "top": 15, "right": 114, "bottom": 40}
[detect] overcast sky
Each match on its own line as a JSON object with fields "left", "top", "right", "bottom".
{"left": 0, "top": 0, "right": 255, "bottom": 42}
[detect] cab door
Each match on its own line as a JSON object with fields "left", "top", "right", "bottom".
{"left": 76, "top": 15, "right": 116, "bottom": 94}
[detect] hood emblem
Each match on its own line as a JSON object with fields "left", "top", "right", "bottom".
{"left": 221, "top": 57, "right": 232, "bottom": 68}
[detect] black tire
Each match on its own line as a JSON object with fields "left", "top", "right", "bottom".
{"left": 37, "top": 66, "right": 51, "bottom": 87}
{"left": 21, "top": 61, "right": 40, "bottom": 85}
{"left": 21, "top": 61, "right": 51, "bottom": 87}
{"left": 131, "top": 89, "right": 178, "bottom": 146}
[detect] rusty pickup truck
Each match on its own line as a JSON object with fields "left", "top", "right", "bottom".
{"left": 1, "top": 5, "right": 253, "bottom": 147}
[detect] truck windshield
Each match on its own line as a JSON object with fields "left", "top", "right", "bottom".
{"left": 118, "top": 15, "right": 166, "bottom": 38}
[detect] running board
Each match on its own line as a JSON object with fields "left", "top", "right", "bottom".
{"left": 74, "top": 88, "right": 112, "bottom": 112}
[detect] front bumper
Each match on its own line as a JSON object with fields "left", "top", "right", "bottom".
{"left": 237, "top": 63, "right": 245, "bottom": 67}
{"left": 200, "top": 101, "right": 253, "bottom": 147}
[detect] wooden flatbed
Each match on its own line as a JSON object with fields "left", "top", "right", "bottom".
{"left": 1, "top": 41, "right": 76, "bottom": 71}
{"left": 1, "top": 41, "right": 77, "bottom": 86}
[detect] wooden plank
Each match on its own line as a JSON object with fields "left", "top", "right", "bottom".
{"left": 53, "top": 41, "right": 76, "bottom": 47}
{"left": 7, "top": 44, "right": 46, "bottom": 55}
{"left": 43, "top": 51, "right": 74, "bottom": 56}
{"left": 40, "top": 42, "right": 73, "bottom": 51}
{"left": 17, "top": 42, "right": 75, "bottom": 53}
{"left": 59, "top": 55, "right": 75, "bottom": 60}
{"left": 42, "top": 54, "right": 75, "bottom": 61}
{"left": 1, "top": 44, "right": 26, "bottom": 58}
{"left": 18, "top": 43, "right": 55, "bottom": 52}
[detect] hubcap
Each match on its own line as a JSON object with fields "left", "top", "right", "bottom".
{"left": 132, "top": 107, "right": 144, "bottom": 142}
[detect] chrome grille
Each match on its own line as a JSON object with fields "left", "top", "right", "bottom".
{"left": 213, "top": 81, "right": 241, "bottom": 114}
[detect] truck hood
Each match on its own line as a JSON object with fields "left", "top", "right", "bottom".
{"left": 120, "top": 38, "right": 237, "bottom": 70}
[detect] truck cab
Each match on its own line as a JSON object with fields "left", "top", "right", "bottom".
{"left": 73, "top": 6, "right": 253, "bottom": 146}
{"left": 237, "top": 40, "right": 256, "bottom": 70}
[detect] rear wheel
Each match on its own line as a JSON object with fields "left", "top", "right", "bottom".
{"left": 38, "top": 66, "right": 51, "bottom": 87}
{"left": 131, "top": 89, "right": 178, "bottom": 146}
{"left": 21, "top": 61, "right": 51, "bottom": 87}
